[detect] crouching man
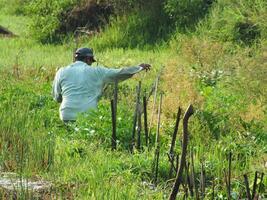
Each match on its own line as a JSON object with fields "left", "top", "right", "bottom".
{"left": 52, "top": 47, "right": 151, "bottom": 122}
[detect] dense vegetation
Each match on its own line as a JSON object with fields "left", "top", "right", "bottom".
{"left": 0, "top": 0, "right": 266, "bottom": 199}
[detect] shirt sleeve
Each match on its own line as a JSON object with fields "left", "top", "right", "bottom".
{"left": 52, "top": 68, "right": 63, "bottom": 103}
{"left": 98, "top": 66, "right": 143, "bottom": 84}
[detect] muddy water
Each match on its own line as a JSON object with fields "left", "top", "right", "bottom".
{"left": 0, "top": 172, "right": 52, "bottom": 198}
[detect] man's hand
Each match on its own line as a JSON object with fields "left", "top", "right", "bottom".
{"left": 139, "top": 63, "right": 151, "bottom": 72}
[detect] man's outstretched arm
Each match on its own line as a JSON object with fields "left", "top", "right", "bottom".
{"left": 100, "top": 63, "right": 151, "bottom": 83}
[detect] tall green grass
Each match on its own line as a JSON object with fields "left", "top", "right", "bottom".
{"left": 0, "top": 0, "right": 266, "bottom": 199}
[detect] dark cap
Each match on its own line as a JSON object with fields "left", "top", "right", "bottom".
{"left": 75, "top": 47, "right": 96, "bottom": 62}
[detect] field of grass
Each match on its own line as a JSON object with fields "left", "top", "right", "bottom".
{"left": 0, "top": 0, "right": 266, "bottom": 199}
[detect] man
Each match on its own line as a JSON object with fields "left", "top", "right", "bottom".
{"left": 52, "top": 47, "right": 151, "bottom": 122}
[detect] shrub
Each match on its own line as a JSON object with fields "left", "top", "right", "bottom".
{"left": 25, "top": 0, "right": 79, "bottom": 43}
{"left": 233, "top": 20, "right": 261, "bottom": 46}
{"left": 164, "top": 0, "right": 214, "bottom": 31}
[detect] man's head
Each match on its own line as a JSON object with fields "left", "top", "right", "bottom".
{"left": 75, "top": 47, "right": 96, "bottom": 65}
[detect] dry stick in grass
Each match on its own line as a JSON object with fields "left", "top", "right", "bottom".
{"left": 191, "top": 150, "right": 199, "bottom": 200}
{"left": 153, "top": 93, "right": 163, "bottom": 185}
{"left": 169, "top": 104, "right": 194, "bottom": 200}
{"left": 168, "top": 107, "right": 182, "bottom": 178}
{"left": 227, "top": 151, "right": 232, "bottom": 200}
{"left": 200, "top": 162, "right": 206, "bottom": 199}
{"left": 167, "top": 153, "right": 178, "bottom": 173}
{"left": 258, "top": 172, "right": 264, "bottom": 196}
{"left": 244, "top": 174, "right": 252, "bottom": 200}
{"left": 131, "top": 83, "right": 141, "bottom": 153}
{"left": 224, "top": 169, "right": 229, "bottom": 199}
{"left": 252, "top": 171, "right": 258, "bottom": 199}
{"left": 111, "top": 81, "right": 118, "bottom": 150}
{"left": 148, "top": 76, "right": 159, "bottom": 140}
{"left": 110, "top": 99, "right": 116, "bottom": 150}
{"left": 143, "top": 95, "right": 149, "bottom": 147}
{"left": 186, "top": 162, "right": 194, "bottom": 197}
{"left": 137, "top": 82, "right": 142, "bottom": 151}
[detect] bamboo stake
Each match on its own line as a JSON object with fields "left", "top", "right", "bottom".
{"left": 143, "top": 95, "right": 149, "bottom": 147}
{"left": 167, "top": 153, "right": 178, "bottom": 173}
{"left": 169, "top": 104, "right": 194, "bottom": 200}
{"left": 186, "top": 162, "right": 194, "bottom": 197}
{"left": 148, "top": 76, "right": 159, "bottom": 136}
{"left": 114, "top": 80, "right": 118, "bottom": 115}
{"left": 110, "top": 99, "right": 116, "bottom": 150}
{"left": 153, "top": 93, "right": 163, "bottom": 185}
{"left": 137, "top": 82, "right": 142, "bottom": 151}
{"left": 252, "top": 171, "right": 258, "bottom": 199}
{"left": 258, "top": 172, "right": 264, "bottom": 196}
{"left": 227, "top": 151, "right": 232, "bottom": 200}
{"left": 244, "top": 174, "right": 252, "bottom": 200}
{"left": 168, "top": 107, "right": 182, "bottom": 178}
{"left": 131, "top": 83, "right": 141, "bottom": 153}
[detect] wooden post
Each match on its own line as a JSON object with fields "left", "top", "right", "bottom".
{"left": 137, "top": 82, "right": 142, "bottom": 151}
{"left": 258, "top": 172, "right": 264, "bottom": 195}
{"left": 169, "top": 105, "right": 194, "bottom": 200}
{"left": 252, "top": 171, "right": 258, "bottom": 199}
{"left": 131, "top": 83, "right": 141, "bottom": 153}
{"left": 186, "top": 162, "right": 194, "bottom": 197}
{"left": 153, "top": 93, "right": 163, "bottom": 185}
{"left": 227, "top": 151, "right": 232, "bottom": 200}
{"left": 244, "top": 174, "right": 252, "bottom": 200}
{"left": 143, "top": 95, "right": 149, "bottom": 147}
{"left": 110, "top": 100, "right": 116, "bottom": 150}
{"left": 148, "top": 76, "right": 159, "bottom": 137}
{"left": 168, "top": 107, "right": 182, "bottom": 178}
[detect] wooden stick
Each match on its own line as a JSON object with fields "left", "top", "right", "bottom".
{"left": 258, "top": 172, "right": 264, "bottom": 195}
{"left": 131, "top": 83, "right": 141, "bottom": 153}
{"left": 148, "top": 76, "right": 159, "bottom": 136}
{"left": 153, "top": 93, "right": 163, "bottom": 185}
{"left": 143, "top": 95, "right": 149, "bottom": 147}
{"left": 168, "top": 107, "right": 182, "bottom": 177}
{"left": 136, "top": 81, "right": 142, "bottom": 151}
{"left": 169, "top": 105, "right": 194, "bottom": 200}
{"left": 227, "top": 152, "right": 232, "bottom": 200}
{"left": 186, "top": 162, "right": 193, "bottom": 197}
{"left": 110, "top": 99, "right": 116, "bottom": 150}
{"left": 167, "top": 153, "right": 178, "bottom": 173}
{"left": 244, "top": 174, "right": 252, "bottom": 200}
{"left": 169, "top": 107, "right": 182, "bottom": 155}
{"left": 114, "top": 80, "right": 118, "bottom": 115}
{"left": 252, "top": 171, "right": 258, "bottom": 199}
{"left": 155, "top": 93, "right": 163, "bottom": 148}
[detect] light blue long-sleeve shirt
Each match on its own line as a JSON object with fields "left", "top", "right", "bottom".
{"left": 52, "top": 61, "right": 143, "bottom": 121}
